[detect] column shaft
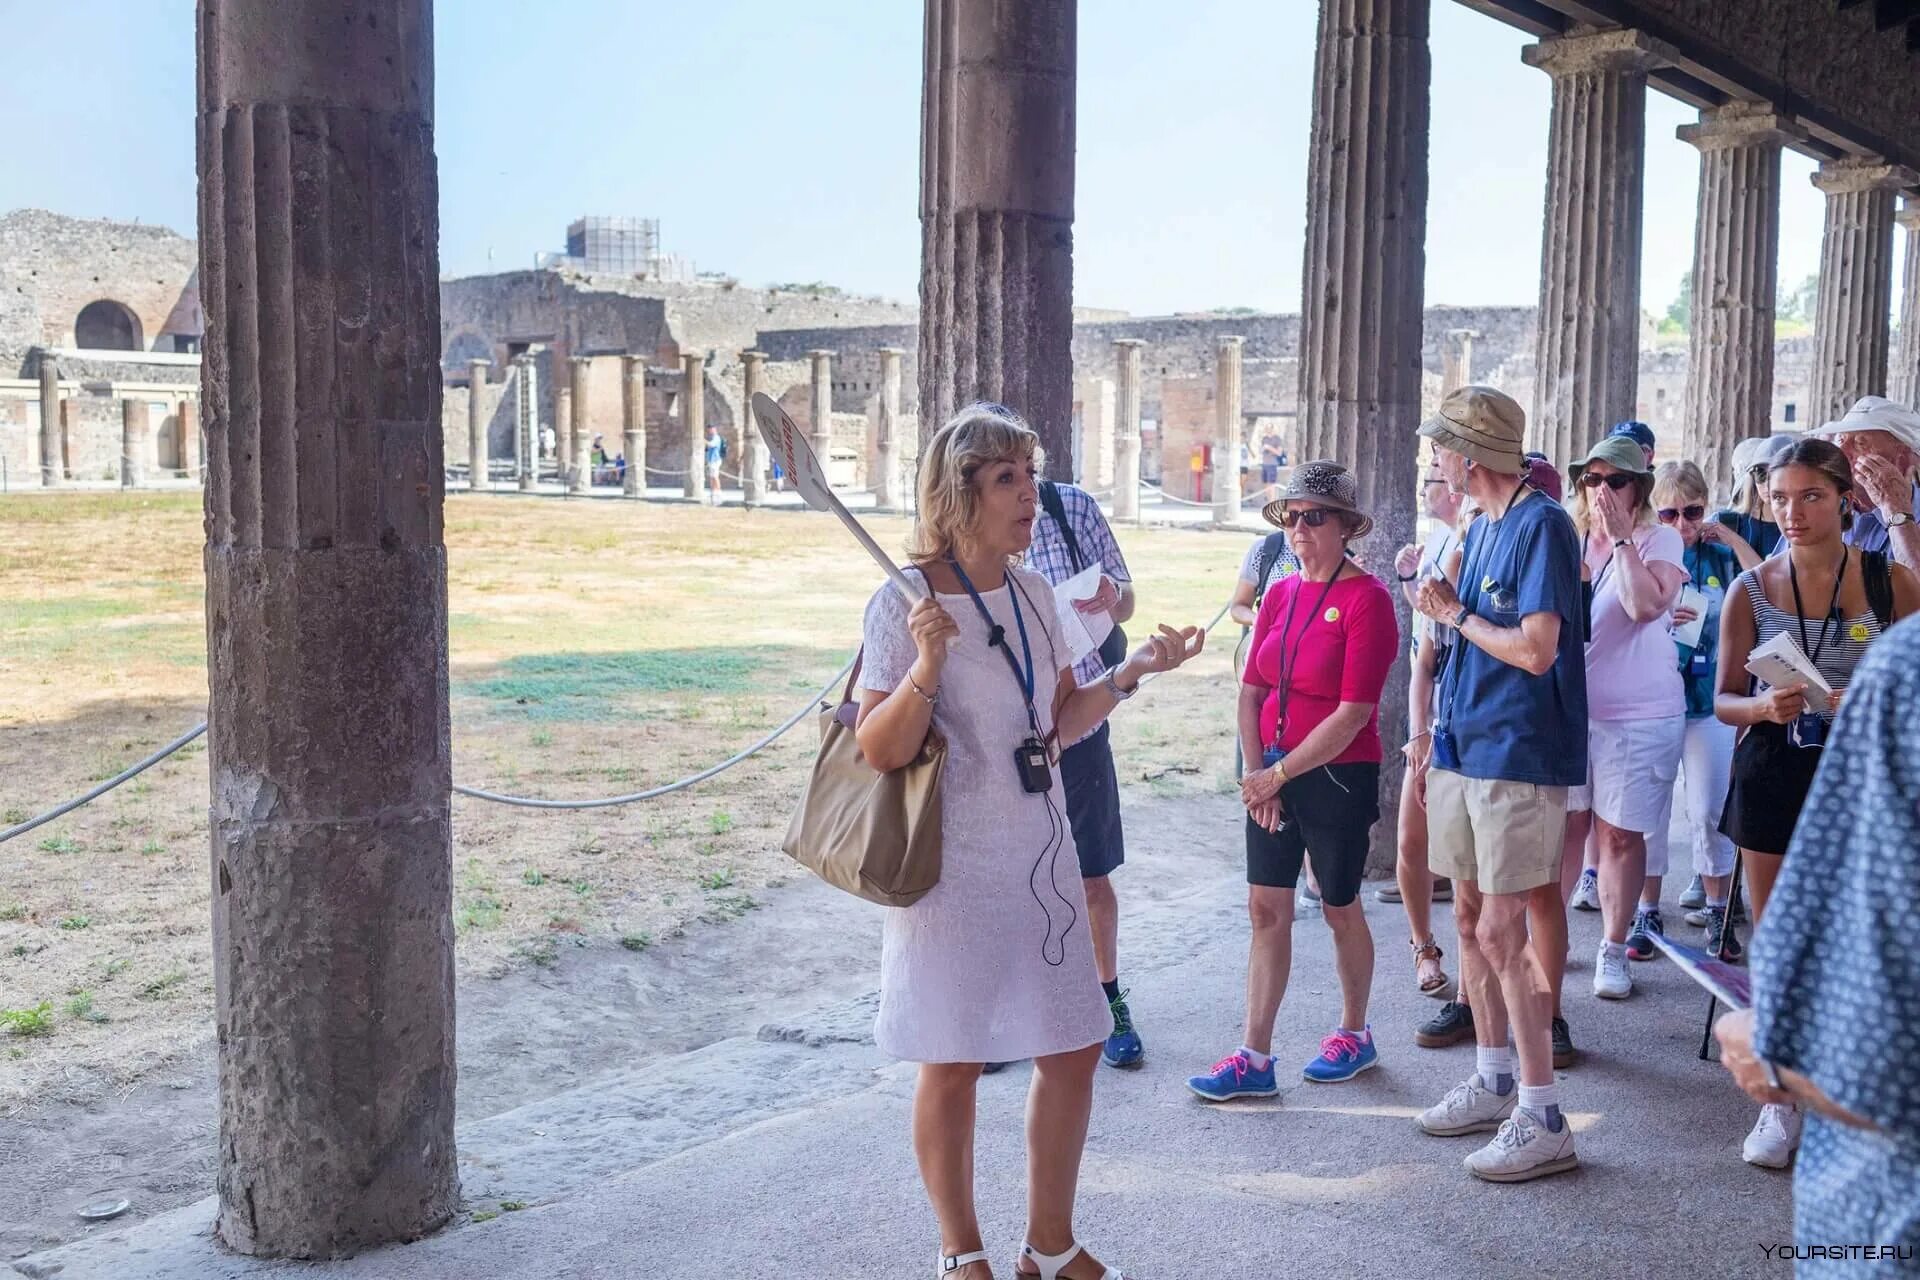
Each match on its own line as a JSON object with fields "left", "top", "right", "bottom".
{"left": 621, "top": 354, "right": 646, "bottom": 499}
{"left": 681, "top": 352, "right": 704, "bottom": 500}
{"left": 556, "top": 383, "right": 572, "bottom": 479}
{"left": 918, "top": 0, "right": 1076, "bottom": 468}
{"left": 874, "top": 348, "right": 905, "bottom": 508}
{"left": 38, "top": 357, "right": 60, "bottom": 488}
{"left": 467, "top": 358, "right": 490, "bottom": 491}
{"left": 568, "top": 356, "right": 591, "bottom": 493}
{"left": 178, "top": 398, "right": 201, "bottom": 480}
{"left": 742, "top": 350, "right": 768, "bottom": 505}
{"left": 121, "top": 397, "right": 144, "bottom": 487}
{"left": 808, "top": 349, "right": 834, "bottom": 474}
{"left": 1808, "top": 158, "right": 1912, "bottom": 423}
{"left": 1212, "top": 337, "right": 1244, "bottom": 524}
{"left": 1896, "top": 201, "right": 1920, "bottom": 410}
{"left": 1440, "top": 329, "right": 1476, "bottom": 395}
{"left": 197, "top": 0, "right": 457, "bottom": 1255}
{"left": 1112, "top": 339, "right": 1143, "bottom": 522}
{"left": 515, "top": 355, "right": 538, "bottom": 492}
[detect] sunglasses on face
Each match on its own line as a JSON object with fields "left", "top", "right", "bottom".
{"left": 1579, "top": 472, "right": 1636, "bottom": 491}
{"left": 1279, "top": 508, "right": 1339, "bottom": 529}
{"left": 1657, "top": 505, "right": 1707, "bottom": 523}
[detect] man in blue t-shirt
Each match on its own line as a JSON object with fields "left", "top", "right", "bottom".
{"left": 1406, "top": 385, "right": 1587, "bottom": 1185}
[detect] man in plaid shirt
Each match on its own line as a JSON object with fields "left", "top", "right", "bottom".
{"left": 1026, "top": 478, "right": 1144, "bottom": 1069}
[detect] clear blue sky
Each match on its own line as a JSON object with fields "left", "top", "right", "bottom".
{"left": 0, "top": 0, "right": 1853, "bottom": 317}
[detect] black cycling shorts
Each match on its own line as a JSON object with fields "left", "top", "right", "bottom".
{"left": 1245, "top": 762, "right": 1380, "bottom": 907}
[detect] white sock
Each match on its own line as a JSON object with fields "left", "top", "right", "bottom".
{"left": 1707, "top": 896, "right": 1728, "bottom": 910}
{"left": 1338, "top": 1026, "right": 1371, "bottom": 1043}
{"left": 1518, "top": 1082, "right": 1559, "bottom": 1114}
{"left": 1475, "top": 1045, "right": 1513, "bottom": 1085}
{"left": 1241, "top": 1046, "right": 1272, "bottom": 1070}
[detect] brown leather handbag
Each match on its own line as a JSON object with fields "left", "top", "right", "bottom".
{"left": 782, "top": 654, "right": 945, "bottom": 907}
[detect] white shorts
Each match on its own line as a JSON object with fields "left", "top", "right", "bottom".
{"left": 705, "top": 458, "right": 723, "bottom": 479}
{"left": 1567, "top": 716, "right": 1685, "bottom": 867}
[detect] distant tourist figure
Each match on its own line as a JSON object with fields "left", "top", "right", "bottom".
{"left": 852, "top": 402, "right": 1201, "bottom": 1279}
{"left": 703, "top": 424, "right": 726, "bottom": 505}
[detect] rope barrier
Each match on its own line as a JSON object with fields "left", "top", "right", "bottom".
{"left": 644, "top": 465, "right": 690, "bottom": 477}
{"left": 0, "top": 723, "right": 207, "bottom": 846}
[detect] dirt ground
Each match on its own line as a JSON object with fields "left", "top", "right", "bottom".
{"left": 0, "top": 490, "right": 1250, "bottom": 1252}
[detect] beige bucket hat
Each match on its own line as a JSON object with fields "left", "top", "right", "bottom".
{"left": 1418, "top": 385, "right": 1527, "bottom": 474}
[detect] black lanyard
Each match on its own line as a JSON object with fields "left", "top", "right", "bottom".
{"left": 1268, "top": 561, "right": 1346, "bottom": 748}
{"left": 1787, "top": 550, "right": 1846, "bottom": 670}
{"left": 948, "top": 556, "right": 1043, "bottom": 737}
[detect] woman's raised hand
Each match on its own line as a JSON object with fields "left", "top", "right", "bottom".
{"left": 907, "top": 596, "right": 960, "bottom": 677}
{"left": 1126, "top": 624, "right": 1205, "bottom": 679}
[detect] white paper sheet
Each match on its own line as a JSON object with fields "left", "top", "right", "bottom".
{"left": 1672, "top": 585, "right": 1708, "bottom": 649}
{"left": 1745, "top": 630, "right": 1832, "bottom": 714}
{"left": 1051, "top": 564, "right": 1114, "bottom": 665}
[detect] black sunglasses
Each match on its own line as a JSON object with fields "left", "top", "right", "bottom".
{"left": 1579, "top": 472, "right": 1636, "bottom": 491}
{"left": 1278, "top": 508, "right": 1339, "bottom": 529}
{"left": 1657, "top": 504, "right": 1707, "bottom": 523}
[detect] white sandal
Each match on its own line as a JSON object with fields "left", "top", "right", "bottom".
{"left": 940, "top": 1248, "right": 991, "bottom": 1276}
{"left": 1015, "top": 1241, "right": 1126, "bottom": 1280}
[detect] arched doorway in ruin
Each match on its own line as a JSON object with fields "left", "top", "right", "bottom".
{"left": 74, "top": 299, "right": 144, "bottom": 351}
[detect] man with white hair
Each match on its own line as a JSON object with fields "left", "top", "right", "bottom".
{"left": 1813, "top": 396, "right": 1920, "bottom": 572}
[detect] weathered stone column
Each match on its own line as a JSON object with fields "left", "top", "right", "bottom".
{"left": 178, "top": 397, "right": 201, "bottom": 479}
{"left": 1896, "top": 199, "right": 1920, "bottom": 410}
{"left": 467, "top": 358, "right": 490, "bottom": 491}
{"left": 1212, "top": 336, "right": 1244, "bottom": 525}
{"left": 1297, "top": 0, "right": 1431, "bottom": 874}
{"left": 121, "top": 397, "right": 145, "bottom": 488}
{"left": 919, "top": 0, "right": 1076, "bottom": 469}
{"left": 555, "top": 383, "right": 572, "bottom": 479}
{"left": 806, "top": 349, "right": 835, "bottom": 476}
{"left": 621, "top": 354, "right": 646, "bottom": 499}
{"left": 681, "top": 351, "right": 704, "bottom": 500}
{"left": 197, "top": 0, "right": 457, "bottom": 1257}
{"left": 1440, "top": 329, "right": 1476, "bottom": 395}
{"left": 741, "top": 350, "right": 768, "bottom": 506}
{"left": 567, "top": 356, "right": 591, "bottom": 493}
{"left": 1522, "top": 27, "right": 1667, "bottom": 461}
{"left": 37, "top": 356, "right": 60, "bottom": 488}
{"left": 1112, "top": 339, "right": 1143, "bottom": 522}
{"left": 1808, "top": 157, "right": 1913, "bottom": 424}
{"left": 873, "top": 347, "right": 905, "bottom": 508}
{"left": 1679, "top": 103, "right": 1796, "bottom": 503}
{"left": 514, "top": 354, "right": 538, "bottom": 492}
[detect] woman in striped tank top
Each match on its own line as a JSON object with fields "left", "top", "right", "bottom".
{"left": 1713, "top": 437, "right": 1919, "bottom": 1169}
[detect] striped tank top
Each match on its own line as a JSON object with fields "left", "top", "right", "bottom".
{"left": 1740, "top": 575, "right": 1882, "bottom": 721}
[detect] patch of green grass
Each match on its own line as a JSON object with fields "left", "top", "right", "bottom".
{"left": 65, "top": 991, "right": 108, "bottom": 1023}
{"left": 697, "top": 868, "right": 736, "bottom": 891}
{"left": 569, "top": 879, "right": 593, "bottom": 897}
{"left": 138, "top": 970, "right": 187, "bottom": 1000}
{"left": 514, "top": 936, "right": 558, "bottom": 969}
{"left": 499, "top": 1201, "right": 527, "bottom": 1212}
{"left": 577, "top": 834, "right": 603, "bottom": 856}
{"left": 701, "top": 892, "right": 759, "bottom": 923}
{"left": 0, "top": 902, "right": 25, "bottom": 922}
{"left": 104, "top": 957, "right": 131, "bottom": 979}
{"left": 140, "top": 838, "right": 166, "bottom": 856}
{"left": 36, "top": 835, "right": 78, "bottom": 855}
{"left": 471, "top": 1211, "right": 499, "bottom": 1224}
{"left": 458, "top": 648, "right": 778, "bottom": 722}
{"left": 618, "top": 931, "right": 651, "bottom": 952}
{"left": 520, "top": 868, "right": 546, "bottom": 886}
{"left": 455, "top": 896, "right": 503, "bottom": 932}
{"left": 529, "top": 729, "right": 553, "bottom": 747}
{"left": 708, "top": 811, "right": 733, "bottom": 835}
{"left": 57, "top": 915, "right": 92, "bottom": 931}
{"left": 2, "top": 1002, "right": 55, "bottom": 1036}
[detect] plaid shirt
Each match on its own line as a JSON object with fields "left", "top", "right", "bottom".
{"left": 1025, "top": 483, "right": 1132, "bottom": 686}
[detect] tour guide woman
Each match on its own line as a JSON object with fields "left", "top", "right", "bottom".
{"left": 1187, "top": 461, "right": 1399, "bottom": 1100}
{"left": 854, "top": 402, "right": 1202, "bottom": 1280}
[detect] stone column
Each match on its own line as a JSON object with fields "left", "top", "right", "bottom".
{"left": 1808, "top": 157, "right": 1913, "bottom": 424}
{"left": 37, "top": 356, "right": 60, "bottom": 488}
{"left": 1896, "top": 199, "right": 1920, "bottom": 410}
{"left": 567, "top": 356, "right": 591, "bottom": 493}
{"left": 741, "top": 350, "right": 769, "bottom": 506}
{"left": 1112, "top": 339, "right": 1143, "bottom": 522}
{"left": 197, "top": 0, "right": 456, "bottom": 1257}
{"left": 1440, "top": 329, "right": 1476, "bottom": 395}
{"left": 681, "top": 351, "right": 704, "bottom": 500}
{"left": 178, "top": 397, "right": 201, "bottom": 480}
{"left": 515, "top": 354, "right": 538, "bottom": 492}
{"left": 1212, "top": 337, "right": 1244, "bottom": 525}
{"left": 1297, "top": 0, "right": 1431, "bottom": 874}
{"left": 807, "top": 349, "right": 834, "bottom": 472}
{"left": 121, "top": 397, "right": 145, "bottom": 488}
{"left": 1679, "top": 103, "right": 1796, "bottom": 503}
{"left": 873, "top": 347, "right": 905, "bottom": 508}
{"left": 621, "top": 354, "right": 646, "bottom": 499}
{"left": 1522, "top": 27, "right": 1668, "bottom": 462}
{"left": 919, "top": 0, "right": 1076, "bottom": 469}
{"left": 467, "top": 358, "right": 490, "bottom": 491}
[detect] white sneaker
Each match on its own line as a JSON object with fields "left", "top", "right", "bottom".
{"left": 1417, "top": 1073, "right": 1516, "bottom": 1137}
{"left": 1743, "top": 1103, "right": 1802, "bottom": 1169}
{"left": 1464, "top": 1108, "right": 1578, "bottom": 1182}
{"left": 1570, "top": 868, "right": 1600, "bottom": 912}
{"left": 1593, "top": 944, "right": 1632, "bottom": 1000}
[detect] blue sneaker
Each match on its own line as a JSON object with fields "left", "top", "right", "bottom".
{"left": 1302, "top": 1028, "right": 1378, "bottom": 1083}
{"left": 1101, "top": 992, "right": 1144, "bottom": 1069}
{"left": 1187, "top": 1049, "right": 1278, "bottom": 1102}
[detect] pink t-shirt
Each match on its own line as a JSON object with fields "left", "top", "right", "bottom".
{"left": 1584, "top": 522, "right": 1686, "bottom": 721}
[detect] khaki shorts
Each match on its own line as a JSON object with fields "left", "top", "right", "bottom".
{"left": 1425, "top": 769, "right": 1569, "bottom": 896}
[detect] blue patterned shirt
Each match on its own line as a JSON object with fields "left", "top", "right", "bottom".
{"left": 1025, "top": 483, "right": 1132, "bottom": 686}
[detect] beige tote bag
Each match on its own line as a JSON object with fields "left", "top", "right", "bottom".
{"left": 782, "top": 655, "right": 945, "bottom": 908}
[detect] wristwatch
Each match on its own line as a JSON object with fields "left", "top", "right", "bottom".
{"left": 1889, "top": 512, "right": 1914, "bottom": 528}
{"left": 1101, "top": 665, "right": 1136, "bottom": 701}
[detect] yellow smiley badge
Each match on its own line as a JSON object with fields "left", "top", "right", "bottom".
{"left": 1707, "top": 576, "right": 1721, "bottom": 589}
{"left": 1849, "top": 622, "right": 1871, "bottom": 643}
{"left": 1324, "top": 607, "right": 1341, "bottom": 623}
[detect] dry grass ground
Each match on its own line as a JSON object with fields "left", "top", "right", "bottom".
{"left": 0, "top": 491, "right": 1247, "bottom": 1112}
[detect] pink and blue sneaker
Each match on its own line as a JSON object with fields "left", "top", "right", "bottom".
{"left": 1186, "top": 1049, "right": 1279, "bottom": 1102}
{"left": 1302, "top": 1027, "right": 1378, "bottom": 1083}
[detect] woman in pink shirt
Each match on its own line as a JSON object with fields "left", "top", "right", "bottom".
{"left": 1560, "top": 435, "right": 1688, "bottom": 1006}
{"left": 1186, "top": 462, "right": 1400, "bottom": 1100}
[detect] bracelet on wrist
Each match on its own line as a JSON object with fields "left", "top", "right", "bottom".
{"left": 906, "top": 672, "right": 937, "bottom": 705}
{"left": 1396, "top": 572, "right": 1417, "bottom": 583}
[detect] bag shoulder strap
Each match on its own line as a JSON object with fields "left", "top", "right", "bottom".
{"left": 1863, "top": 549, "right": 1895, "bottom": 630}
{"left": 1252, "top": 531, "right": 1288, "bottom": 605}
{"left": 1039, "top": 481, "right": 1087, "bottom": 573}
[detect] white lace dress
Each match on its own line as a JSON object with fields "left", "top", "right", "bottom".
{"left": 857, "top": 565, "right": 1111, "bottom": 1063}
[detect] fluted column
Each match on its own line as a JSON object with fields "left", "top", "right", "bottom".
{"left": 681, "top": 351, "right": 704, "bottom": 500}
{"left": 807, "top": 348, "right": 834, "bottom": 469}
{"left": 919, "top": 0, "right": 1075, "bottom": 468}
{"left": 1523, "top": 27, "right": 1668, "bottom": 461}
{"left": 1440, "top": 329, "right": 1476, "bottom": 395}
{"left": 1896, "top": 200, "right": 1920, "bottom": 410}
{"left": 467, "top": 357, "right": 490, "bottom": 491}
{"left": 37, "top": 356, "right": 60, "bottom": 488}
{"left": 197, "top": 0, "right": 457, "bottom": 1256}
{"left": 621, "top": 354, "right": 645, "bottom": 498}
{"left": 1112, "top": 339, "right": 1143, "bottom": 522}
{"left": 178, "top": 398, "right": 201, "bottom": 479}
{"left": 567, "top": 356, "right": 591, "bottom": 493}
{"left": 1808, "top": 158, "right": 1913, "bottom": 423}
{"left": 1679, "top": 103, "right": 1795, "bottom": 503}
{"left": 1213, "top": 337, "right": 1244, "bottom": 525}
{"left": 741, "top": 350, "right": 768, "bottom": 506}
{"left": 121, "top": 397, "right": 144, "bottom": 488}
{"left": 874, "top": 347, "right": 905, "bottom": 508}
{"left": 514, "top": 353, "right": 538, "bottom": 492}
{"left": 555, "top": 382, "right": 572, "bottom": 479}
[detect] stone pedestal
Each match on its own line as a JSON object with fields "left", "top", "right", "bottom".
{"left": 1523, "top": 27, "right": 1668, "bottom": 461}
{"left": 37, "top": 357, "right": 60, "bottom": 488}
{"left": 741, "top": 350, "right": 768, "bottom": 506}
{"left": 918, "top": 0, "right": 1075, "bottom": 468}
{"left": 873, "top": 348, "right": 904, "bottom": 508}
{"left": 1897, "top": 200, "right": 1920, "bottom": 410}
{"left": 1679, "top": 103, "right": 1796, "bottom": 502}
{"left": 197, "top": 0, "right": 457, "bottom": 1256}
{"left": 1440, "top": 329, "right": 1476, "bottom": 395}
{"left": 681, "top": 352, "right": 705, "bottom": 500}
{"left": 1212, "top": 337, "right": 1244, "bottom": 525}
{"left": 121, "top": 398, "right": 145, "bottom": 488}
{"left": 567, "top": 357, "right": 591, "bottom": 493}
{"left": 807, "top": 349, "right": 834, "bottom": 470}
{"left": 621, "top": 355, "right": 646, "bottom": 499}
{"left": 467, "top": 358, "right": 490, "bottom": 491}
{"left": 1112, "top": 339, "right": 1143, "bottom": 522}
{"left": 1807, "top": 158, "right": 1913, "bottom": 423}
{"left": 178, "top": 398, "right": 201, "bottom": 480}
{"left": 514, "top": 355, "right": 538, "bottom": 492}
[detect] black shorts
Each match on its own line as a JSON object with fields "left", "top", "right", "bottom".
{"left": 1245, "top": 762, "right": 1380, "bottom": 907}
{"left": 1719, "top": 722, "right": 1821, "bottom": 856}
{"left": 1061, "top": 723, "right": 1125, "bottom": 879}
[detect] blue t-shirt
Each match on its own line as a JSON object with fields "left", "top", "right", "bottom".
{"left": 1435, "top": 490, "right": 1587, "bottom": 786}
{"left": 1713, "top": 509, "right": 1780, "bottom": 558}
{"left": 1677, "top": 540, "right": 1739, "bottom": 719}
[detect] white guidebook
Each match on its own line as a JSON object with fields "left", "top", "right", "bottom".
{"left": 1744, "top": 630, "right": 1833, "bottom": 715}
{"left": 1051, "top": 564, "right": 1115, "bottom": 665}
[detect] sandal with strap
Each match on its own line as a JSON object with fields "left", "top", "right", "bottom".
{"left": 1411, "top": 937, "right": 1453, "bottom": 998}
{"left": 940, "top": 1249, "right": 992, "bottom": 1276}
{"left": 1015, "top": 1241, "right": 1126, "bottom": 1280}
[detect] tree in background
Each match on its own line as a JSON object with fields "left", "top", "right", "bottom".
{"left": 1658, "top": 270, "right": 1692, "bottom": 336}
{"left": 1776, "top": 273, "right": 1819, "bottom": 337}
